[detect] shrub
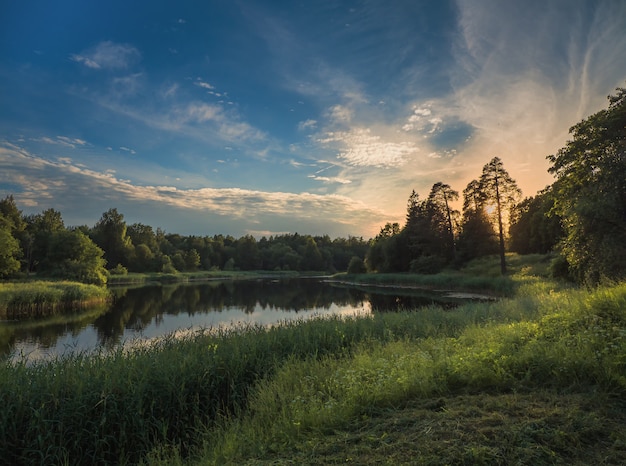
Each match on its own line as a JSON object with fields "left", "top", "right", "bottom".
{"left": 410, "top": 255, "right": 445, "bottom": 274}
{"left": 109, "top": 263, "right": 128, "bottom": 275}
{"left": 347, "top": 256, "right": 366, "bottom": 274}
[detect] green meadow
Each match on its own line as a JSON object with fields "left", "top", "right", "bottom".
{"left": 0, "top": 255, "right": 625, "bottom": 465}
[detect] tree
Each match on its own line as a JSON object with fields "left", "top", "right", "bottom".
{"left": 300, "top": 236, "right": 324, "bottom": 271}
{"left": 23, "top": 208, "right": 65, "bottom": 273}
{"left": 236, "top": 235, "right": 262, "bottom": 270}
{"left": 457, "top": 179, "right": 499, "bottom": 263}
{"left": 127, "top": 223, "right": 158, "bottom": 253}
{"left": 508, "top": 189, "right": 563, "bottom": 255}
{"left": 91, "top": 208, "right": 133, "bottom": 269}
{"left": 0, "top": 214, "right": 21, "bottom": 278}
{"left": 0, "top": 195, "right": 26, "bottom": 235}
{"left": 43, "top": 230, "right": 108, "bottom": 285}
{"left": 547, "top": 86, "right": 626, "bottom": 284}
{"left": 478, "top": 157, "right": 521, "bottom": 274}
{"left": 457, "top": 206, "right": 500, "bottom": 263}
{"left": 403, "top": 190, "right": 430, "bottom": 261}
{"left": 426, "top": 182, "right": 459, "bottom": 261}
{"left": 462, "top": 179, "right": 483, "bottom": 213}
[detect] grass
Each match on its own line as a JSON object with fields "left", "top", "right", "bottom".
{"left": 334, "top": 253, "right": 557, "bottom": 297}
{"left": 107, "top": 269, "right": 303, "bottom": 286}
{"left": 0, "top": 281, "right": 110, "bottom": 320}
{"left": 193, "top": 280, "right": 626, "bottom": 464}
{"left": 1, "top": 254, "right": 625, "bottom": 465}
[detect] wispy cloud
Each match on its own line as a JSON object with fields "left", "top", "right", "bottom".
{"left": 298, "top": 119, "right": 317, "bottom": 131}
{"left": 0, "top": 143, "right": 384, "bottom": 235}
{"left": 195, "top": 79, "right": 215, "bottom": 90}
{"left": 308, "top": 175, "right": 351, "bottom": 185}
{"left": 119, "top": 146, "right": 136, "bottom": 155}
{"left": 33, "top": 136, "right": 88, "bottom": 149}
{"left": 70, "top": 41, "right": 140, "bottom": 70}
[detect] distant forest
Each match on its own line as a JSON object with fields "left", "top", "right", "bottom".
{"left": 1, "top": 86, "right": 624, "bottom": 286}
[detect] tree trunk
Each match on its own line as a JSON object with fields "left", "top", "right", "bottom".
{"left": 495, "top": 175, "right": 506, "bottom": 274}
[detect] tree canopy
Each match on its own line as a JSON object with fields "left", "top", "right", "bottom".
{"left": 548, "top": 86, "right": 626, "bottom": 284}
{"left": 478, "top": 157, "right": 521, "bottom": 274}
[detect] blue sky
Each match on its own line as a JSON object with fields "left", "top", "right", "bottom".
{"left": 1, "top": 0, "right": 625, "bottom": 238}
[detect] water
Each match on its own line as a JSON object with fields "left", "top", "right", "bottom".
{"left": 0, "top": 278, "right": 468, "bottom": 363}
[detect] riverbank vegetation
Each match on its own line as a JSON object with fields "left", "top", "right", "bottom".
{"left": 0, "top": 263, "right": 624, "bottom": 464}
{"left": 106, "top": 269, "right": 303, "bottom": 286}
{"left": 0, "top": 281, "right": 110, "bottom": 320}
{"left": 335, "top": 252, "right": 555, "bottom": 297}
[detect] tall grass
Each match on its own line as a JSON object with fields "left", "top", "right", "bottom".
{"left": 199, "top": 281, "right": 626, "bottom": 464}
{"left": 0, "top": 296, "right": 540, "bottom": 465}
{"left": 338, "top": 253, "right": 558, "bottom": 298}
{"left": 0, "top": 281, "right": 110, "bottom": 320}
{"left": 1, "top": 257, "right": 624, "bottom": 465}
{"left": 107, "top": 270, "right": 300, "bottom": 286}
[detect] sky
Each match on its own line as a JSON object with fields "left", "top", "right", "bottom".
{"left": 1, "top": 0, "right": 626, "bottom": 239}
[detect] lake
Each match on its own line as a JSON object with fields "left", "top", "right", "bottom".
{"left": 0, "top": 278, "right": 469, "bottom": 363}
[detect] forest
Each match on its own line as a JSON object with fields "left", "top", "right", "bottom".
{"left": 1, "top": 86, "right": 625, "bottom": 287}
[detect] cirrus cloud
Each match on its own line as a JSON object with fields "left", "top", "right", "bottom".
{"left": 71, "top": 41, "right": 141, "bottom": 70}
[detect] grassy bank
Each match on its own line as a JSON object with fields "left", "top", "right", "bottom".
{"left": 0, "top": 281, "right": 110, "bottom": 320}
{"left": 1, "top": 257, "right": 624, "bottom": 464}
{"left": 334, "top": 253, "right": 555, "bottom": 297}
{"left": 107, "top": 269, "right": 303, "bottom": 286}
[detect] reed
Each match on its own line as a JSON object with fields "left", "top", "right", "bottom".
{"left": 0, "top": 281, "right": 110, "bottom": 320}
{"left": 107, "top": 270, "right": 300, "bottom": 286}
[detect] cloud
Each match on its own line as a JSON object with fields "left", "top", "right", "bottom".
{"left": 298, "top": 119, "right": 317, "bottom": 131}
{"left": 34, "top": 136, "right": 88, "bottom": 149}
{"left": 195, "top": 79, "right": 215, "bottom": 90}
{"left": 437, "top": 0, "right": 626, "bottom": 197}
{"left": 0, "top": 144, "right": 385, "bottom": 236}
{"left": 162, "top": 83, "right": 179, "bottom": 98}
{"left": 308, "top": 175, "right": 352, "bottom": 185}
{"left": 119, "top": 146, "right": 136, "bottom": 155}
{"left": 327, "top": 105, "right": 353, "bottom": 124}
{"left": 317, "top": 128, "right": 418, "bottom": 168}
{"left": 401, "top": 105, "right": 441, "bottom": 133}
{"left": 71, "top": 41, "right": 140, "bottom": 70}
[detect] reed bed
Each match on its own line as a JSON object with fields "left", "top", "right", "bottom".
{"left": 107, "top": 270, "right": 300, "bottom": 286}
{"left": 0, "top": 281, "right": 110, "bottom": 320}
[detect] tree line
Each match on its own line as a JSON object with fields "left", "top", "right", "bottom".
{"left": 0, "top": 198, "right": 368, "bottom": 285}
{"left": 1, "top": 85, "right": 624, "bottom": 286}
{"left": 366, "top": 85, "right": 626, "bottom": 285}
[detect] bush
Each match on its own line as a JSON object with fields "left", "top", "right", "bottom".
{"left": 549, "top": 255, "right": 571, "bottom": 281}
{"left": 410, "top": 255, "right": 445, "bottom": 274}
{"left": 347, "top": 256, "right": 366, "bottom": 274}
{"left": 109, "top": 263, "right": 128, "bottom": 275}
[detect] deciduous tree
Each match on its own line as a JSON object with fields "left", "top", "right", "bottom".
{"left": 547, "top": 86, "right": 626, "bottom": 284}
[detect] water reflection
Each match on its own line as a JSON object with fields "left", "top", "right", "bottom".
{"left": 0, "top": 278, "right": 460, "bottom": 362}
